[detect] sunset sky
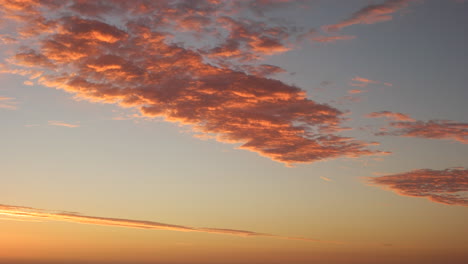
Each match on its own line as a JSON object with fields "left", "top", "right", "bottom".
{"left": 0, "top": 0, "right": 467, "bottom": 263}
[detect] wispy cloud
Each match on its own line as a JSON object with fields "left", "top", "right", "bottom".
{"left": 372, "top": 114, "right": 468, "bottom": 143}
{"left": 352, "top": 76, "right": 379, "bottom": 84}
{"left": 320, "top": 176, "right": 333, "bottom": 182}
{"left": 348, "top": 76, "right": 389, "bottom": 89}
{"left": 0, "top": 96, "right": 18, "bottom": 110}
{"left": 369, "top": 168, "right": 468, "bottom": 206}
{"left": 311, "top": 35, "right": 356, "bottom": 43}
{"left": 348, "top": 89, "right": 367, "bottom": 94}
{"left": 366, "top": 111, "right": 415, "bottom": 122}
{"left": 323, "top": 0, "right": 414, "bottom": 32}
{"left": 0, "top": 0, "right": 384, "bottom": 165}
{"left": 0, "top": 204, "right": 336, "bottom": 243}
{"left": 48, "top": 121, "right": 80, "bottom": 128}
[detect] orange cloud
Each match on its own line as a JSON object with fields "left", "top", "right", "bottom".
{"left": 12, "top": 50, "right": 56, "bottom": 69}
{"left": 348, "top": 76, "right": 382, "bottom": 88}
{"left": 1, "top": 0, "right": 385, "bottom": 165}
{"left": 366, "top": 111, "right": 415, "bottom": 121}
{"left": 0, "top": 204, "right": 334, "bottom": 243}
{"left": 348, "top": 89, "right": 367, "bottom": 94}
{"left": 369, "top": 168, "right": 468, "bottom": 206}
{"left": 323, "top": 0, "right": 414, "bottom": 32}
{"left": 352, "top": 76, "right": 379, "bottom": 84}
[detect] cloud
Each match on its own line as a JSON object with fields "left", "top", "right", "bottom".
{"left": 0, "top": 0, "right": 385, "bottom": 165}
{"left": 348, "top": 76, "right": 383, "bottom": 88}
{"left": 0, "top": 35, "right": 17, "bottom": 44}
{"left": 23, "top": 80, "right": 34, "bottom": 86}
{"left": 323, "top": 0, "right": 414, "bottom": 32}
{"left": 320, "top": 176, "right": 332, "bottom": 182}
{"left": 375, "top": 118, "right": 468, "bottom": 144}
{"left": 369, "top": 168, "right": 468, "bottom": 206}
{"left": 0, "top": 96, "right": 18, "bottom": 110}
{"left": 348, "top": 89, "right": 367, "bottom": 94}
{"left": 0, "top": 203, "right": 335, "bottom": 243}
{"left": 366, "top": 111, "right": 415, "bottom": 121}
{"left": 48, "top": 121, "right": 80, "bottom": 128}
{"left": 352, "top": 76, "right": 379, "bottom": 84}
{"left": 310, "top": 35, "right": 356, "bottom": 43}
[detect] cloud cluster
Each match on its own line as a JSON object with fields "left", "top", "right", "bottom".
{"left": 0, "top": 0, "right": 384, "bottom": 165}
{"left": 323, "top": 0, "right": 413, "bottom": 32}
{"left": 0, "top": 203, "right": 331, "bottom": 242}
{"left": 369, "top": 168, "right": 468, "bottom": 206}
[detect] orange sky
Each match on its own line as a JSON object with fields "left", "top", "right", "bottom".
{"left": 0, "top": 0, "right": 467, "bottom": 263}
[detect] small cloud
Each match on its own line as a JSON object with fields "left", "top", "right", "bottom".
{"left": 348, "top": 89, "right": 367, "bottom": 94}
{"left": 311, "top": 35, "right": 356, "bottom": 43}
{"left": 369, "top": 168, "right": 468, "bottom": 206}
{"left": 352, "top": 76, "right": 379, "bottom": 84}
{"left": 322, "top": 0, "right": 414, "bottom": 32}
{"left": 48, "top": 120, "right": 80, "bottom": 128}
{"left": 320, "top": 176, "right": 333, "bottom": 182}
{"left": 366, "top": 111, "right": 414, "bottom": 121}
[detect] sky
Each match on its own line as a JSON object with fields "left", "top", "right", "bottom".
{"left": 0, "top": 0, "right": 467, "bottom": 263}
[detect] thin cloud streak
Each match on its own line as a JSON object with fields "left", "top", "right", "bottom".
{"left": 320, "top": 176, "right": 333, "bottom": 182}
{"left": 0, "top": 204, "right": 337, "bottom": 243}
{"left": 352, "top": 76, "right": 379, "bottom": 84}
{"left": 369, "top": 168, "right": 468, "bottom": 206}
{"left": 48, "top": 120, "right": 80, "bottom": 128}
{"left": 323, "top": 0, "right": 414, "bottom": 32}
{"left": 311, "top": 35, "right": 356, "bottom": 43}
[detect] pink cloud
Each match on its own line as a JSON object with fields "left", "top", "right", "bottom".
{"left": 369, "top": 168, "right": 468, "bottom": 206}
{"left": 48, "top": 121, "right": 80, "bottom": 128}
{"left": 311, "top": 35, "right": 356, "bottom": 43}
{"left": 323, "top": 0, "right": 414, "bottom": 32}
{"left": 1, "top": 0, "right": 385, "bottom": 165}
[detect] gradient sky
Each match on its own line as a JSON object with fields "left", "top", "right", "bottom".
{"left": 0, "top": 1, "right": 467, "bottom": 264}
